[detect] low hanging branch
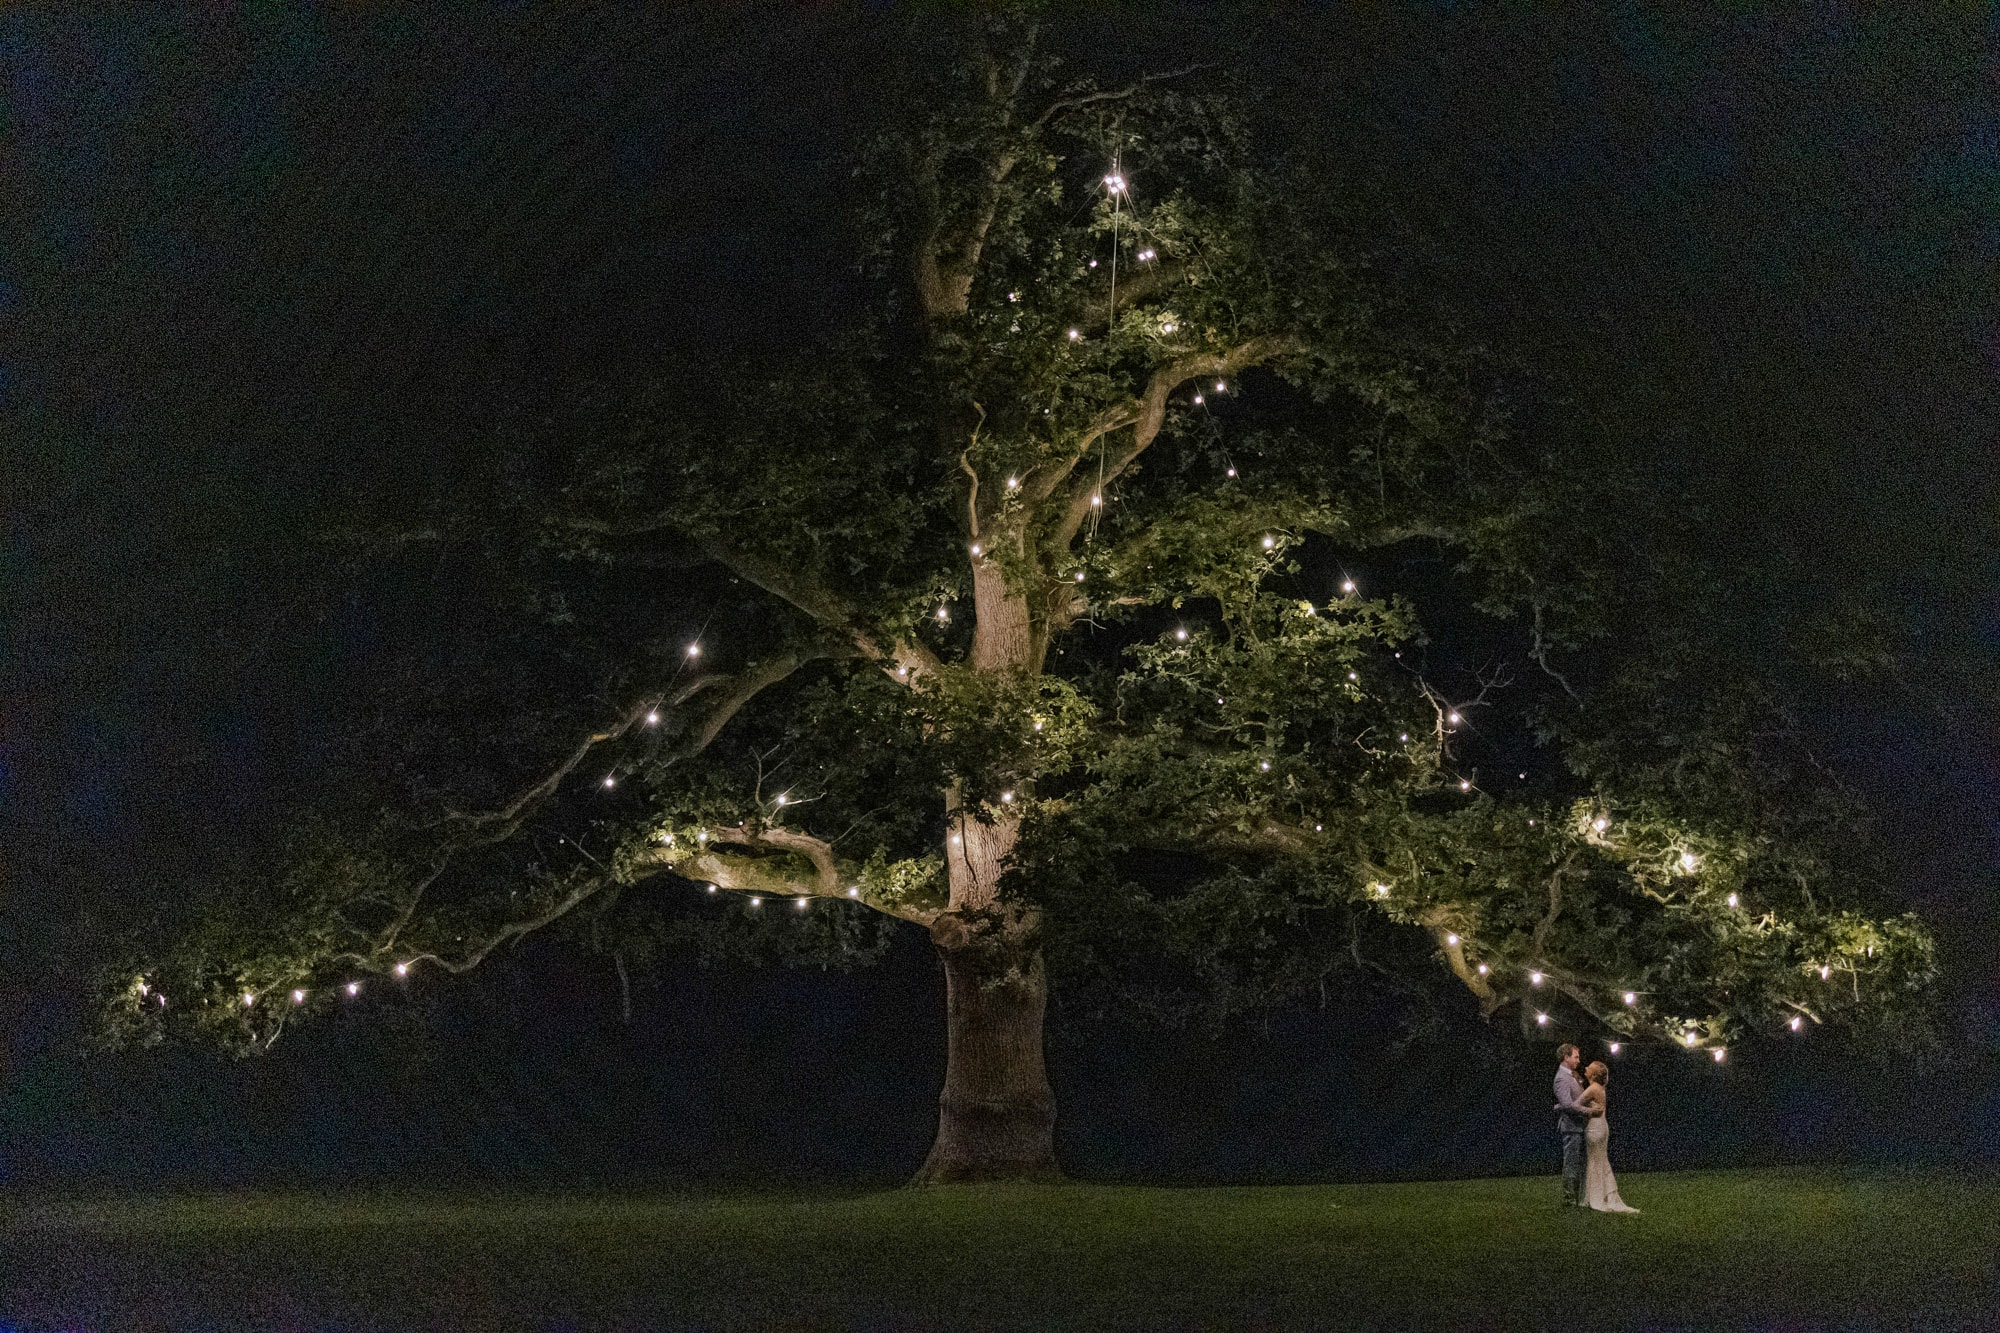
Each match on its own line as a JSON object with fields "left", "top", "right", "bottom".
{"left": 353, "top": 647, "right": 843, "bottom": 968}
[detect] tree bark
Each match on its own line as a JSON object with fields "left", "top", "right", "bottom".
{"left": 910, "top": 782, "right": 1058, "bottom": 1183}
{"left": 912, "top": 923, "right": 1058, "bottom": 1183}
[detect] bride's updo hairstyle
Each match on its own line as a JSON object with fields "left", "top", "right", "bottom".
{"left": 1585, "top": 1061, "right": 1609, "bottom": 1085}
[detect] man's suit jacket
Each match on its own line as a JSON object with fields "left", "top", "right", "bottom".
{"left": 1554, "top": 1065, "right": 1590, "bottom": 1134}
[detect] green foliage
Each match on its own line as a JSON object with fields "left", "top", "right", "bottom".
{"left": 12, "top": 1173, "right": 2000, "bottom": 1328}
{"left": 107, "top": 17, "right": 1938, "bottom": 1075}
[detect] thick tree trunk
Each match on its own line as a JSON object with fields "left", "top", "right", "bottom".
{"left": 912, "top": 927, "right": 1058, "bottom": 1183}
{"left": 905, "top": 554, "right": 1059, "bottom": 1183}
{"left": 911, "top": 793, "right": 1058, "bottom": 1183}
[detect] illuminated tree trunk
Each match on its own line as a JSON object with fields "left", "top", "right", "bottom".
{"left": 911, "top": 684, "right": 1059, "bottom": 1182}
{"left": 913, "top": 922, "right": 1058, "bottom": 1183}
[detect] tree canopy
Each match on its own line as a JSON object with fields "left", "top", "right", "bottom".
{"left": 105, "top": 15, "right": 1938, "bottom": 1179}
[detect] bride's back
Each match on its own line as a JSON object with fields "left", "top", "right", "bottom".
{"left": 1584, "top": 1061, "right": 1610, "bottom": 1111}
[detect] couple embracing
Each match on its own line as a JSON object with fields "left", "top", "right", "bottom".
{"left": 1554, "top": 1042, "right": 1638, "bottom": 1213}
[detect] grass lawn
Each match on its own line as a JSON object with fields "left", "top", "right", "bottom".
{"left": 4, "top": 1168, "right": 1994, "bottom": 1330}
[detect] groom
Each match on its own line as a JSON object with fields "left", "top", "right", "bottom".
{"left": 1552, "top": 1043, "right": 1590, "bottom": 1207}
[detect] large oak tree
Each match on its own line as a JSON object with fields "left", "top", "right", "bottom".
{"left": 112, "top": 18, "right": 1935, "bottom": 1182}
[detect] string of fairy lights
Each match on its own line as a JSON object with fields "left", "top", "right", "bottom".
{"left": 135, "top": 712, "right": 1856, "bottom": 1061}
{"left": 135, "top": 163, "right": 1871, "bottom": 1061}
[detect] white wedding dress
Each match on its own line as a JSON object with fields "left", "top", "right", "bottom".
{"left": 1584, "top": 1113, "right": 1639, "bottom": 1212}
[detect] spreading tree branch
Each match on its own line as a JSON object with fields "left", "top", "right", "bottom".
{"left": 1045, "top": 336, "right": 1303, "bottom": 553}
{"left": 1026, "top": 63, "right": 1214, "bottom": 133}
{"left": 367, "top": 649, "right": 839, "bottom": 954}
{"left": 639, "top": 823, "right": 940, "bottom": 926}
{"left": 1533, "top": 849, "right": 1584, "bottom": 960}
{"left": 697, "top": 538, "right": 940, "bottom": 682}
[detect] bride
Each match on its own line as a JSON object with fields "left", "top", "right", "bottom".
{"left": 1578, "top": 1061, "right": 1639, "bottom": 1213}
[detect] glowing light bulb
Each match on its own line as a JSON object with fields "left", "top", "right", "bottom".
{"left": 697, "top": 832, "right": 707, "bottom": 842}
{"left": 1225, "top": 466, "right": 1236, "bottom": 477}
{"left": 242, "top": 992, "right": 255, "bottom": 1007}
{"left": 157, "top": 994, "right": 167, "bottom": 1007}
{"left": 970, "top": 543, "right": 982, "bottom": 556}
{"left": 1342, "top": 580, "right": 1356, "bottom": 593}
{"left": 1104, "top": 174, "right": 1125, "bottom": 193}
{"left": 292, "top": 989, "right": 306, "bottom": 1004}
{"left": 950, "top": 834, "right": 962, "bottom": 845}
{"left": 1712, "top": 1047, "right": 1726, "bottom": 1063}
{"left": 1476, "top": 963, "right": 1490, "bottom": 976}
{"left": 1006, "top": 476, "right": 1020, "bottom": 489}
{"left": 1608, "top": 1042, "right": 1621, "bottom": 1054}
{"left": 1624, "top": 992, "right": 1637, "bottom": 1006}
{"left": 1033, "top": 720, "right": 1044, "bottom": 731}
{"left": 1138, "top": 248, "right": 1155, "bottom": 261}
{"left": 1090, "top": 493, "right": 1102, "bottom": 506}
{"left": 1372, "top": 882, "right": 1389, "bottom": 898}
{"left": 346, "top": 982, "right": 360, "bottom": 996}
{"left": 1260, "top": 760, "right": 1271, "bottom": 771}
{"left": 1679, "top": 852, "right": 1700, "bottom": 873}
{"left": 1536, "top": 1012, "right": 1549, "bottom": 1026}
{"left": 1067, "top": 329, "right": 1080, "bottom": 341}
{"left": 395, "top": 962, "right": 409, "bottom": 977}
{"left": 1819, "top": 965, "right": 1831, "bottom": 980}
{"left": 1314, "top": 823, "right": 1323, "bottom": 831}
{"left": 1592, "top": 817, "right": 1609, "bottom": 833}
{"left": 1399, "top": 733, "right": 1409, "bottom": 742}
{"left": 937, "top": 606, "right": 950, "bottom": 621}
{"left": 1175, "top": 628, "right": 1188, "bottom": 641}
{"left": 749, "top": 896, "right": 761, "bottom": 906}
{"left": 1001, "top": 791, "right": 1015, "bottom": 803}
{"left": 1074, "top": 571, "right": 1086, "bottom": 582}
{"left": 1530, "top": 971, "right": 1544, "bottom": 986}
{"left": 645, "top": 711, "right": 659, "bottom": 725}
{"left": 796, "top": 897, "right": 809, "bottom": 910}
{"left": 774, "top": 794, "right": 787, "bottom": 805}
{"left": 1789, "top": 1015, "right": 1803, "bottom": 1031}
{"left": 1459, "top": 779, "right": 1471, "bottom": 792}
{"left": 707, "top": 884, "right": 717, "bottom": 893}
{"left": 1214, "top": 381, "right": 1226, "bottom": 393}
{"left": 1445, "top": 933, "right": 1460, "bottom": 947}
{"left": 1193, "top": 393, "right": 1205, "bottom": 405}
{"left": 897, "top": 666, "right": 908, "bottom": 677}
{"left": 1725, "top": 892, "right": 1738, "bottom": 907}
{"left": 1089, "top": 259, "right": 1098, "bottom": 268}
{"left": 603, "top": 776, "right": 616, "bottom": 788}
{"left": 1262, "top": 535, "right": 1275, "bottom": 549}
{"left": 1684, "top": 1031, "right": 1699, "bottom": 1048}
{"left": 686, "top": 644, "right": 700, "bottom": 657}
{"left": 1160, "top": 321, "right": 1175, "bottom": 333}
{"left": 848, "top": 887, "right": 860, "bottom": 897}
{"left": 137, "top": 981, "right": 148, "bottom": 996}
{"left": 1448, "top": 712, "right": 1461, "bottom": 725}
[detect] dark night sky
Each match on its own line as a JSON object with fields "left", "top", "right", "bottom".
{"left": 2, "top": 6, "right": 1993, "bottom": 1187}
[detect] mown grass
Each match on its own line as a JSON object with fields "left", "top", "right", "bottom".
{"left": 4, "top": 1168, "right": 1994, "bottom": 1330}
